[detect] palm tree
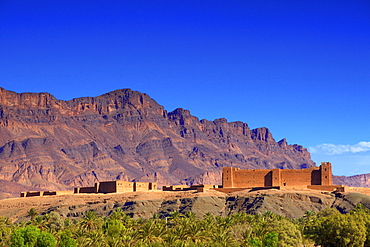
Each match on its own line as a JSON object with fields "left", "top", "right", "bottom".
{"left": 138, "top": 219, "right": 166, "bottom": 243}
{"left": 27, "top": 208, "right": 38, "bottom": 222}
{"left": 79, "top": 211, "right": 102, "bottom": 233}
{"left": 210, "top": 227, "right": 235, "bottom": 247}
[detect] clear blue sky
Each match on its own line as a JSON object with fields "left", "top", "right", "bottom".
{"left": 1, "top": 1, "right": 369, "bottom": 176}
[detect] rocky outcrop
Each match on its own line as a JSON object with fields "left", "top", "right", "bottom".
{"left": 0, "top": 87, "right": 316, "bottom": 196}
{"left": 1, "top": 190, "right": 370, "bottom": 222}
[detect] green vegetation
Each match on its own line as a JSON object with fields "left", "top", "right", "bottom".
{"left": 1, "top": 205, "right": 370, "bottom": 246}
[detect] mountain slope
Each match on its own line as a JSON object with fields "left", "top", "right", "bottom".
{"left": 0, "top": 87, "right": 315, "bottom": 196}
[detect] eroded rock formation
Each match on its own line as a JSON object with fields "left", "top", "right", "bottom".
{"left": 0, "top": 87, "right": 315, "bottom": 196}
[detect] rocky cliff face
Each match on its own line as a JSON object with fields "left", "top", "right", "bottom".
{"left": 0, "top": 87, "right": 315, "bottom": 196}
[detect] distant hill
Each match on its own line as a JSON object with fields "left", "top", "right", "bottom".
{"left": 0, "top": 87, "right": 327, "bottom": 197}
{"left": 334, "top": 174, "right": 370, "bottom": 188}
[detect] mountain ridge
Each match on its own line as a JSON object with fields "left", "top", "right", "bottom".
{"left": 0, "top": 87, "right": 342, "bottom": 198}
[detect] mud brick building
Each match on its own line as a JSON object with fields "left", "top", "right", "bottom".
{"left": 20, "top": 191, "right": 74, "bottom": 197}
{"left": 74, "top": 181, "right": 157, "bottom": 194}
{"left": 162, "top": 184, "right": 219, "bottom": 192}
{"left": 222, "top": 162, "right": 345, "bottom": 192}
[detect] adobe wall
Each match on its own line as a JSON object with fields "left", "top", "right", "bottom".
{"left": 223, "top": 162, "right": 333, "bottom": 189}
{"left": 162, "top": 185, "right": 190, "bottom": 191}
{"left": 74, "top": 181, "right": 156, "bottom": 194}
{"left": 97, "top": 181, "right": 135, "bottom": 193}
{"left": 97, "top": 181, "right": 117, "bottom": 193}
{"left": 116, "top": 181, "right": 134, "bottom": 193}
{"left": 134, "top": 182, "right": 148, "bottom": 192}
{"left": 76, "top": 187, "right": 96, "bottom": 193}
{"left": 20, "top": 191, "right": 43, "bottom": 197}
{"left": 149, "top": 182, "right": 157, "bottom": 190}
{"left": 280, "top": 169, "right": 313, "bottom": 187}
{"left": 307, "top": 185, "right": 347, "bottom": 192}
{"left": 232, "top": 169, "right": 271, "bottom": 187}
{"left": 21, "top": 190, "right": 74, "bottom": 197}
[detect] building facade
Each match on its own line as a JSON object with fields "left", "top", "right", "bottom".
{"left": 74, "top": 181, "right": 157, "bottom": 194}
{"left": 222, "top": 162, "right": 341, "bottom": 191}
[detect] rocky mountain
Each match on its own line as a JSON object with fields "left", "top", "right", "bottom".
{"left": 0, "top": 87, "right": 316, "bottom": 197}
{"left": 334, "top": 174, "right": 370, "bottom": 188}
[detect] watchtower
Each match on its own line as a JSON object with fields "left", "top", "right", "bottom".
{"left": 320, "top": 162, "right": 333, "bottom": 185}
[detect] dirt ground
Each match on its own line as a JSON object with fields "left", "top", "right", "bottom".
{"left": 1, "top": 187, "right": 369, "bottom": 223}
{"left": 0, "top": 188, "right": 341, "bottom": 222}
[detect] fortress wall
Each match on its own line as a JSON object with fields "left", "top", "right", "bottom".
{"left": 280, "top": 169, "right": 313, "bottom": 187}
{"left": 162, "top": 185, "right": 190, "bottom": 191}
{"left": 308, "top": 185, "right": 347, "bottom": 192}
{"left": 78, "top": 187, "right": 96, "bottom": 193}
{"left": 27, "top": 191, "right": 43, "bottom": 197}
{"left": 42, "top": 191, "right": 57, "bottom": 196}
{"left": 42, "top": 191, "right": 74, "bottom": 196}
{"left": 271, "top": 169, "right": 282, "bottom": 187}
{"left": 149, "top": 182, "right": 157, "bottom": 190}
{"left": 20, "top": 191, "right": 42, "bottom": 197}
{"left": 134, "top": 182, "right": 149, "bottom": 192}
{"left": 116, "top": 181, "right": 134, "bottom": 193}
{"left": 190, "top": 184, "right": 220, "bottom": 192}
{"left": 21, "top": 191, "right": 74, "bottom": 197}
{"left": 222, "top": 163, "right": 334, "bottom": 189}
{"left": 233, "top": 169, "right": 272, "bottom": 187}
{"left": 98, "top": 181, "right": 117, "bottom": 193}
{"left": 311, "top": 169, "right": 321, "bottom": 185}
{"left": 55, "top": 191, "right": 74, "bottom": 195}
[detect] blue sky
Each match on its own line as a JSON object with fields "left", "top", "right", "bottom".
{"left": 0, "top": 1, "right": 369, "bottom": 176}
